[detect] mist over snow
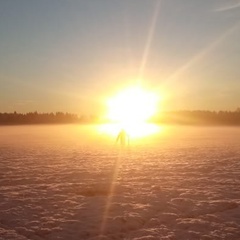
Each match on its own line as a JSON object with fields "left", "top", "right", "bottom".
{"left": 0, "top": 125, "right": 240, "bottom": 239}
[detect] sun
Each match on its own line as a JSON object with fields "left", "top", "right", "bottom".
{"left": 101, "top": 86, "right": 160, "bottom": 139}
{"left": 107, "top": 86, "right": 159, "bottom": 124}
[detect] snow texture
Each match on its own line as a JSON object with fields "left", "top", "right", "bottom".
{"left": 0, "top": 126, "right": 240, "bottom": 240}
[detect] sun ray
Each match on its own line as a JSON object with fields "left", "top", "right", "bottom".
{"left": 161, "top": 21, "right": 240, "bottom": 89}
{"left": 138, "top": 0, "right": 162, "bottom": 82}
{"left": 99, "top": 152, "right": 123, "bottom": 235}
{"left": 215, "top": 1, "right": 240, "bottom": 12}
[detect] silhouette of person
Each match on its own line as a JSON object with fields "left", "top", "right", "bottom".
{"left": 116, "top": 129, "right": 129, "bottom": 147}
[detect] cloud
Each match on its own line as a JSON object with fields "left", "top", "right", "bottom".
{"left": 215, "top": 1, "right": 240, "bottom": 12}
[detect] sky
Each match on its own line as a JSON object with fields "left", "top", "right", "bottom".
{"left": 0, "top": 0, "right": 240, "bottom": 115}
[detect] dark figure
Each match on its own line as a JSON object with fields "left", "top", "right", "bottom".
{"left": 116, "top": 129, "right": 129, "bottom": 147}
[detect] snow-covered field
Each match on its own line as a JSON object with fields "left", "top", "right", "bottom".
{"left": 0, "top": 125, "right": 240, "bottom": 240}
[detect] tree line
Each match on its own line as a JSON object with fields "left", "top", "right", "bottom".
{"left": 153, "top": 109, "right": 240, "bottom": 126}
{"left": 0, "top": 111, "right": 97, "bottom": 125}
{"left": 1, "top": 110, "right": 240, "bottom": 125}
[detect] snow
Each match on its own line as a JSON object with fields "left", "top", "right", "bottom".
{"left": 0, "top": 125, "right": 240, "bottom": 239}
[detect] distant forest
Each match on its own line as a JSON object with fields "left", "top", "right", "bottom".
{"left": 0, "top": 112, "right": 97, "bottom": 125}
{"left": 154, "top": 109, "right": 240, "bottom": 126}
{"left": 1, "top": 110, "right": 240, "bottom": 126}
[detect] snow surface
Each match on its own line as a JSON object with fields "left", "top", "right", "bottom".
{"left": 0, "top": 125, "right": 240, "bottom": 240}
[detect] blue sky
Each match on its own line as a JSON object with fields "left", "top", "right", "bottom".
{"left": 0, "top": 0, "right": 240, "bottom": 114}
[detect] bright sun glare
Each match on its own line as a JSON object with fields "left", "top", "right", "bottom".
{"left": 107, "top": 86, "right": 158, "bottom": 124}
{"left": 101, "top": 86, "right": 160, "bottom": 139}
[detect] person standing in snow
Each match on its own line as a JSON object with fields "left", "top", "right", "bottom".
{"left": 116, "top": 129, "right": 129, "bottom": 147}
